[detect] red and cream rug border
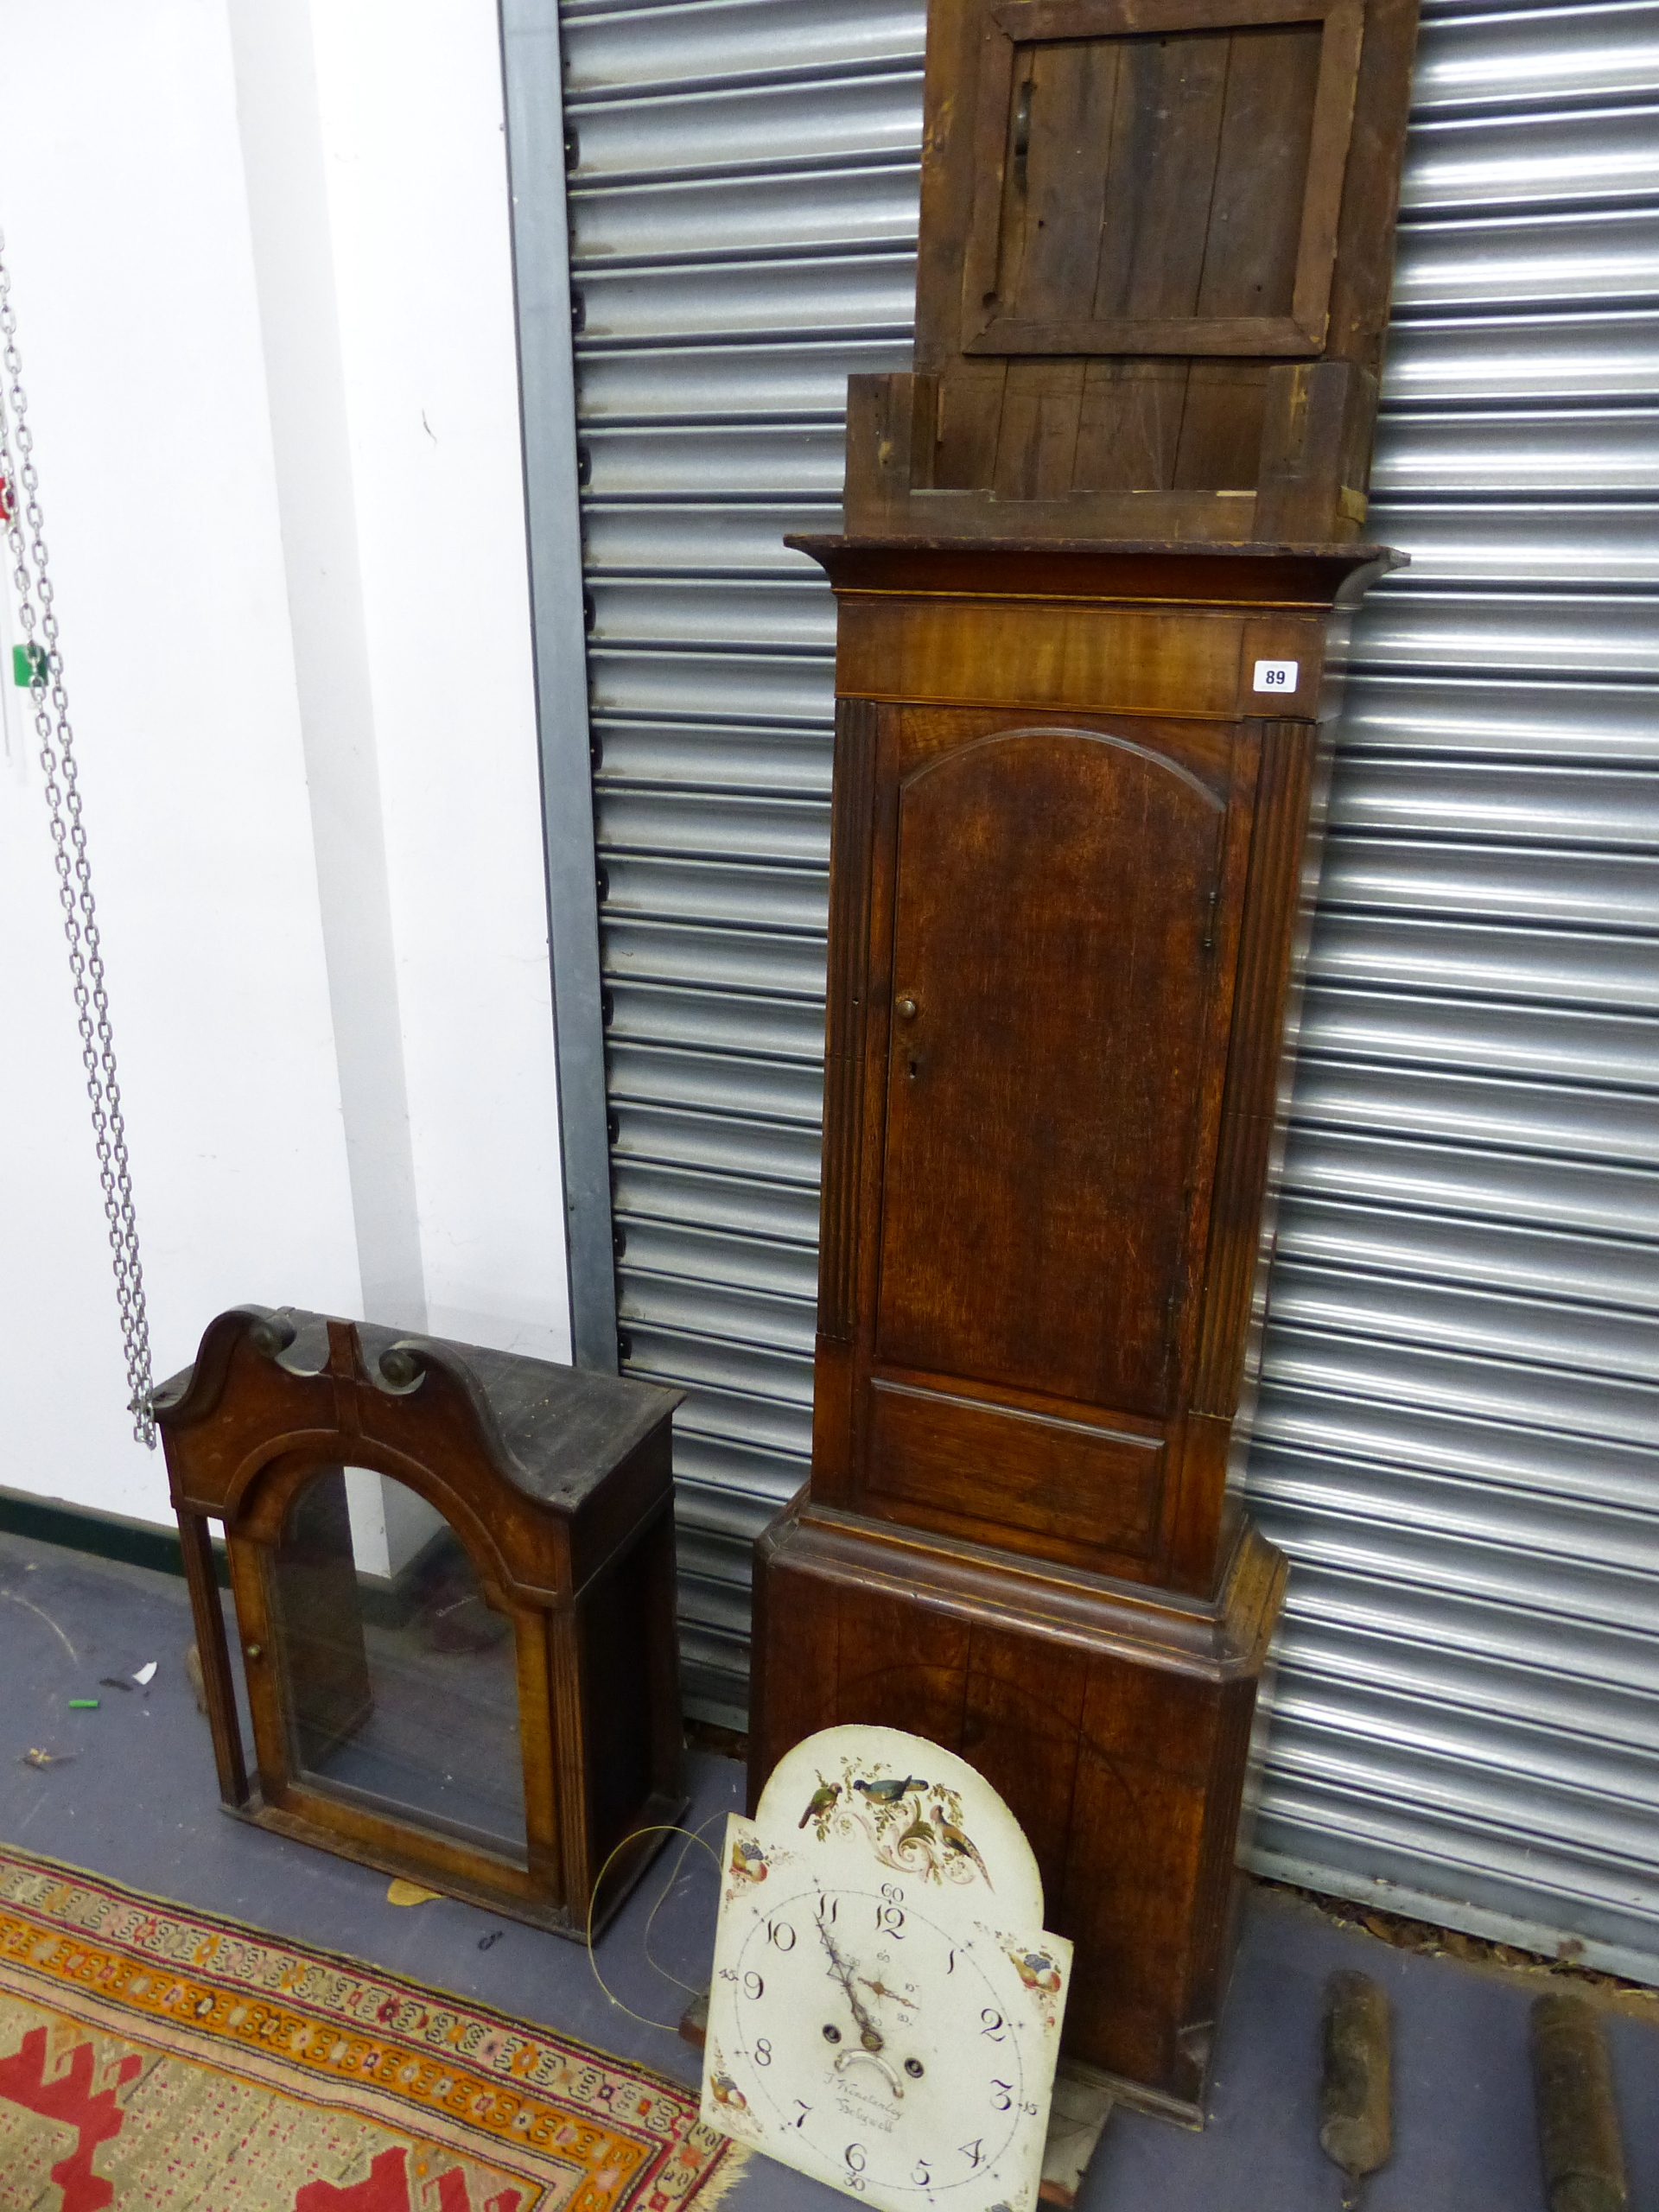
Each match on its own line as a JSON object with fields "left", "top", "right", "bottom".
{"left": 0, "top": 1842, "right": 745, "bottom": 2212}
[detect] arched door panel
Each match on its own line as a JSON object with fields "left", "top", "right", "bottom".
{"left": 874, "top": 724, "right": 1229, "bottom": 1418}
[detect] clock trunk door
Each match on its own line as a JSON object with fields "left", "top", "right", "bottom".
{"left": 872, "top": 719, "right": 1236, "bottom": 1421}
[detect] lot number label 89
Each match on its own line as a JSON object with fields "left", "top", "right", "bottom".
{"left": 1252, "top": 658, "right": 1300, "bottom": 694}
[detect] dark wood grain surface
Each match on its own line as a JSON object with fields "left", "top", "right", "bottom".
{"left": 792, "top": 541, "right": 1376, "bottom": 1594}
{"left": 864, "top": 0, "right": 1418, "bottom": 538}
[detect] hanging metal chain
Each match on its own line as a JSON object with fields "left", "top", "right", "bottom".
{"left": 0, "top": 228, "right": 155, "bottom": 1446}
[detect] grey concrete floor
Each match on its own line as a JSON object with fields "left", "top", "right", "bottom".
{"left": 1, "top": 1528, "right": 1654, "bottom": 2210}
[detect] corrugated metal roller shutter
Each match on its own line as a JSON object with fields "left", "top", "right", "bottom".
{"left": 554, "top": 0, "right": 1659, "bottom": 1969}
{"left": 560, "top": 0, "right": 921, "bottom": 1723}
{"left": 1246, "top": 0, "right": 1659, "bottom": 1978}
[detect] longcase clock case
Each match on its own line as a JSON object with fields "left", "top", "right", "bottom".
{"left": 750, "top": 542, "right": 1390, "bottom": 2113}
{"left": 747, "top": 0, "right": 1417, "bottom": 2122}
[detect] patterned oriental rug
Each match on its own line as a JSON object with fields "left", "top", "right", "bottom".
{"left": 0, "top": 1844, "right": 745, "bottom": 2212}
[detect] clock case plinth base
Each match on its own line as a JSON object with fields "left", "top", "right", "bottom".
{"left": 749, "top": 1492, "right": 1286, "bottom": 2119}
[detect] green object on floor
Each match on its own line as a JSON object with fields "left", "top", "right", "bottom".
{"left": 67, "top": 1698, "right": 99, "bottom": 1710}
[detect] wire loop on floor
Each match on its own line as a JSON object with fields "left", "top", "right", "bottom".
{"left": 582, "top": 1815, "right": 726, "bottom": 2033}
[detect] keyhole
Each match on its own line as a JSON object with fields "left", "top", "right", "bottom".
{"left": 907, "top": 1058, "right": 918, "bottom": 1082}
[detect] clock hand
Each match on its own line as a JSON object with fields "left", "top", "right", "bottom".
{"left": 815, "top": 1917, "right": 885, "bottom": 2052}
{"left": 858, "top": 1973, "right": 917, "bottom": 2010}
{"left": 818, "top": 1929, "right": 882, "bottom": 2045}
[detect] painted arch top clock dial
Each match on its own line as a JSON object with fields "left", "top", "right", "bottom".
{"left": 700, "top": 1726, "right": 1072, "bottom": 2212}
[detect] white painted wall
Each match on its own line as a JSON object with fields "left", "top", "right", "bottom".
{"left": 0, "top": 0, "right": 569, "bottom": 1537}
{"left": 300, "top": 0, "right": 569, "bottom": 1365}
{"left": 229, "top": 0, "right": 430, "bottom": 1344}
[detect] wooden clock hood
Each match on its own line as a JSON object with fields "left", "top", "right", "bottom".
{"left": 751, "top": 0, "right": 1419, "bottom": 2124}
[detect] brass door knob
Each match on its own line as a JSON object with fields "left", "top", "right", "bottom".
{"left": 895, "top": 995, "right": 918, "bottom": 1020}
